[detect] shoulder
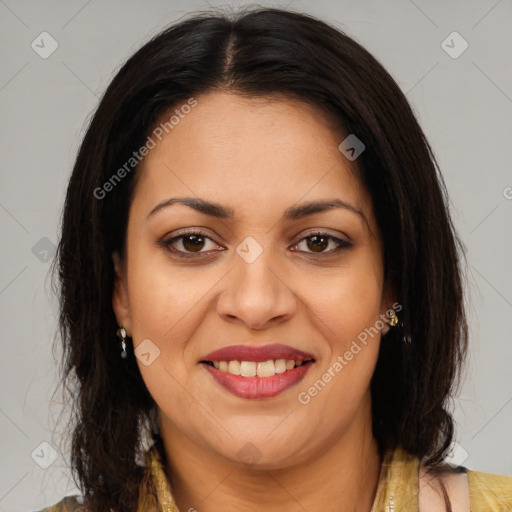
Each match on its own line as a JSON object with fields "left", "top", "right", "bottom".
{"left": 466, "top": 468, "right": 512, "bottom": 511}
{"left": 32, "top": 495, "right": 86, "bottom": 512}
{"left": 394, "top": 446, "right": 512, "bottom": 512}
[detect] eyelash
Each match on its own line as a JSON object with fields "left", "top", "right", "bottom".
{"left": 160, "top": 229, "right": 353, "bottom": 259}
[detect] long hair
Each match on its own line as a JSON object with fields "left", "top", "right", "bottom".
{"left": 51, "top": 7, "right": 468, "bottom": 511}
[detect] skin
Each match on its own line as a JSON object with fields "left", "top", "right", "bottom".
{"left": 112, "top": 91, "right": 396, "bottom": 512}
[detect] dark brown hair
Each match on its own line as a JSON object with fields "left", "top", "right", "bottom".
{"left": 51, "top": 6, "right": 468, "bottom": 511}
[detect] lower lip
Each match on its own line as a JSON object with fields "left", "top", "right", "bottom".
{"left": 202, "top": 362, "right": 314, "bottom": 399}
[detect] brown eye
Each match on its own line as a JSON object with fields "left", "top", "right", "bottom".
{"left": 161, "top": 231, "right": 223, "bottom": 258}
{"left": 293, "top": 232, "right": 353, "bottom": 255}
{"left": 181, "top": 234, "right": 206, "bottom": 252}
{"left": 306, "top": 234, "right": 330, "bottom": 253}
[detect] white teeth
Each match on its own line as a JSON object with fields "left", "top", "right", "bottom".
{"left": 240, "top": 361, "right": 257, "bottom": 377}
{"left": 210, "top": 358, "right": 310, "bottom": 377}
{"left": 257, "top": 360, "right": 275, "bottom": 377}
{"left": 227, "top": 360, "right": 241, "bottom": 375}
{"left": 274, "top": 359, "right": 286, "bottom": 374}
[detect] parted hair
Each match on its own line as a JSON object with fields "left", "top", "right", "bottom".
{"left": 51, "top": 6, "right": 468, "bottom": 511}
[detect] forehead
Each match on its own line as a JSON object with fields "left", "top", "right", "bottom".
{"left": 131, "top": 91, "right": 374, "bottom": 228}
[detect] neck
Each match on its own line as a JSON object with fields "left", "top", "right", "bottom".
{"left": 160, "top": 405, "right": 382, "bottom": 512}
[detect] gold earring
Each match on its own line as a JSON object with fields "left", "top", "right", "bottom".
{"left": 389, "top": 313, "right": 398, "bottom": 327}
{"left": 117, "top": 325, "right": 128, "bottom": 359}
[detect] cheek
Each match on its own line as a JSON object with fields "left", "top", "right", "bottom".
{"left": 296, "top": 250, "right": 384, "bottom": 407}
{"left": 126, "top": 259, "right": 211, "bottom": 424}
{"left": 126, "top": 248, "right": 216, "bottom": 348}
{"left": 303, "top": 253, "right": 384, "bottom": 346}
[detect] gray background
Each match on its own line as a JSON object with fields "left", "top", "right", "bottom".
{"left": 1, "top": 0, "right": 511, "bottom": 510}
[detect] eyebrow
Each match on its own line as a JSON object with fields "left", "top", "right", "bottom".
{"left": 147, "top": 196, "right": 368, "bottom": 225}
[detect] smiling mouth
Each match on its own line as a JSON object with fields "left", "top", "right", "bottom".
{"left": 200, "top": 358, "right": 315, "bottom": 378}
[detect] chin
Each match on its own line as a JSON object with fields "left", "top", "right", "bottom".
{"left": 210, "top": 428, "right": 317, "bottom": 470}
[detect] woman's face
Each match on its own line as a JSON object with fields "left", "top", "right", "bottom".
{"left": 113, "top": 91, "right": 393, "bottom": 468}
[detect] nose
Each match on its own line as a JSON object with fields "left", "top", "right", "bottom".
{"left": 215, "top": 249, "right": 297, "bottom": 330}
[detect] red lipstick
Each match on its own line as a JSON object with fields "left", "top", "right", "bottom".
{"left": 201, "top": 343, "right": 314, "bottom": 363}
{"left": 200, "top": 343, "right": 315, "bottom": 399}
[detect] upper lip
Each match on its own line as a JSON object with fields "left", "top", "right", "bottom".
{"left": 201, "top": 343, "right": 315, "bottom": 363}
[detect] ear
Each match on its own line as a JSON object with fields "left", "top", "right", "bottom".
{"left": 112, "top": 250, "right": 132, "bottom": 335}
{"left": 380, "top": 275, "right": 398, "bottom": 336}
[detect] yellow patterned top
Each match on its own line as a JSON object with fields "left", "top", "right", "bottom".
{"left": 35, "top": 444, "right": 512, "bottom": 512}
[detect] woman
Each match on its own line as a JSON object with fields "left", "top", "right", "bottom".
{"left": 40, "top": 6, "right": 511, "bottom": 512}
